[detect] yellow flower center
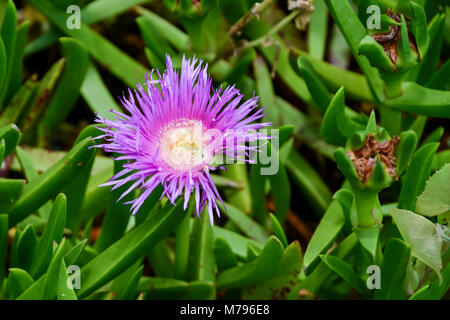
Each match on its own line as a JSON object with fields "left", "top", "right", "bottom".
{"left": 159, "top": 120, "right": 213, "bottom": 171}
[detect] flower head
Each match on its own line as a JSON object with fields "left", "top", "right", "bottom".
{"left": 94, "top": 55, "right": 270, "bottom": 224}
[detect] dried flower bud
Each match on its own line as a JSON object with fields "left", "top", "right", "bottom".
{"left": 347, "top": 134, "right": 400, "bottom": 184}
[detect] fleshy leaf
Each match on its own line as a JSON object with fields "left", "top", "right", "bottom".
{"left": 216, "top": 236, "right": 284, "bottom": 290}
{"left": 415, "top": 163, "right": 450, "bottom": 217}
{"left": 374, "top": 238, "right": 411, "bottom": 300}
{"left": 243, "top": 241, "right": 303, "bottom": 299}
{"left": 390, "top": 208, "right": 442, "bottom": 282}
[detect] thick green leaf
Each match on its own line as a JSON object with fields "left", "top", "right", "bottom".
{"left": 0, "top": 123, "right": 21, "bottom": 157}
{"left": 422, "top": 127, "right": 444, "bottom": 145}
{"left": 137, "top": 17, "right": 174, "bottom": 70}
{"left": 138, "top": 277, "right": 214, "bottom": 300}
{"left": 253, "top": 55, "right": 278, "bottom": 124}
{"left": 358, "top": 35, "right": 395, "bottom": 71}
{"left": 24, "top": 1, "right": 153, "bottom": 56}
{"left": 28, "top": 0, "right": 149, "bottom": 88}
{"left": 15, "top": 147, "right": 38, "bottom": 182}
{"left": 398, "top": 142, "right": 439, "bottom": 210}
{"left": 276, "top": 97, "right": 335, "bottom": 158}
{"left": 134, "top": 6, "right": 190, "bottom": 52}
{"left": 244, "top": 22, "right": 312, "bottom": 104}
{"left": 13, "top": 224, "right": 37, "bottom": 271}
{"left": 221, "top": 202, "right": 268, "bottom": 243}
{"left": 374, "top": 238, "right": 411, "bottom": 300}
{"left": 213, "top": 226, "right": 264, "bottom": 259}
{"left": 245, "top": 243, "right": 259, "bottom": 263}
{"left": 80, "top": 62, "right": 122, "bottom": 119}
{"left": 390, "top": 208, "right": 443, "bottom": 281}
{"left": 427, "top": 59, "right": 450, "bottom": 91}
{"left": 303, "top": 200, "right": 345, "bottom": 275}
{"left": 189, "top": 209, "right": 216, "bottom": 283}
{"left": 9, "top": 147, "right": 67, "bottom": 173}
{"left": 297, "top": 56, "right": 330, "bottom": 112}
{"left": 0, "top": 214, "right": 7, "bottom": 286}
{"left": 214, "top": 237, "right": 238, "bottom": 272}
{"left": 285, "top": 150, "right": 332, "bottom": 215}
{"left": 4, "top": 21, "right": 28, "bottom": 105}
{"left": 288, "top": 232, "right": 358, "bottom": 298}
{"left": 82, "top": 0, "right": 152, "bottom": 25}
{"left": 0, "top": 178, "right": 24, "bottom": 213}
{"left": 56, "top": 259, "right": 77, "bottom": 300}
{"left": 353, "top": 226, "right": 380, "bottom": 260}
{"left": 308, "top": 0, "right": 328, "bottom": 60}
{"left": 216, "top": 236, "right": 284, "bottom": 290}
{"left": 20, "top": 59, "right": 65, "bottom": 140}
{"left": 174, "top": 213, "right": 191, "bottom": 280}
{"left": 7, "top": 137, "right": 95, "bottom": 226}
{"left": 15, "top": 146, "right": 52, "bottom": 219}
{"left": 267, "top": 144, "right": 291, "bottom": 223}
{"left": 396, "top": 15, "right": 418, "bottom": 71}
{"left": 0, "top": 138, "right": 3, "bottom": 164}
{"left": 64, "top": 239, "right": 88, "bottom": 266}
{"left": 243, "top": 241, "right": 303, "bottom": 299}
{"left": 0, "top": 0, "right": 7, "bottom": 26}
{"left": 7, "top": 268, "right": 34, "bottom": 300}
{"left": 320, "top": 87, "right": 364, "bottom": 146}
{"left": 324, "top": 0, "right": 385, "bottom": 103}
{"left": 269, "top": 213, "right": 288, "bottom": 249}
{"left": 40, "top": 38, "right": 89, "bottom": 132}
{"left": 16, "top": 276, "right": 45, "bottom": 300}
{"left": 0, "top": 0, "right": 17, "bottom": 107}
{"left": 63, "top": 126, "right": 100, "bottom": 232}
{"left": 79, "top": 166, "right": 113, "bottom": 225}
{"left": 415, "top": 14, "right": 445, "bottom": 85}
{"left": 23, "top": 28, "right": 60, "bottom": 57}
{"left": 333, "top": 188, "right": 353, "bottom": 230}
{"left": 42, "top": 238, "right": 67, "bottom": 300}
{"left": 118, "top": 265, "right": 144, "bottom": 300}
{"left": 319, "top": 254, "right": 369, "bottom": 296}
{"left": 109, "top": 260, "right": 141, "bottom": 298}
{"left": 408, "top": 115, "right": 427, "bottom": 142}
{"left": 221, "top": 164, "right": 251, "bottom": 213}
{"left": 30, "top": 193, "right": 67, "bottom": 278}
{"left": 0, "top": 39, "right": 6, "bottom": 98}
{"left": 386, "top": 82, "right": 450, "bottom": 118}
{"left": 138, "top": 277, "right": 186, "bottom": 299}
{"left": 409, "top": 1, "right": 428, "bottom": 58}
{"left": 249, "top": 162, "right": 267, "bottom": 224}
{"left": 16, "top": 239, "right": 84, "bottom": 300}
{"left": 432, "top": 149, "right": 450, "bottom": 171}
{"left": 77, "top": 199, "right": 188, "bottom": 298}
{"left": 329, "top": 22, "right": 351, "bottom": 69}
{"left": 396, "top": 130, "right": 418, "bottom": 176}
{"left": 148, "top": 240, "right": 175, "bottom": 278}
{"left": 94, "top": 158, "right": 132, "bottom": 251}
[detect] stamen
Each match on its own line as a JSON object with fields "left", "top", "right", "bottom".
{"left": 159, "top": 119, "right": 214, "bottom": 171}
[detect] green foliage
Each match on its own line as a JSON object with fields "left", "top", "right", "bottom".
{"left": 0, "top": 0, "right": 448, "bottom": 301}
{"left": 415, "top": 163, "right": 450, "bottom": 216}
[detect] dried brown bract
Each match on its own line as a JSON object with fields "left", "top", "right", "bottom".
{"left": 347, "top": 134, "right": 400, "bottom": 183}
{"left": 371, "top": 9, "right": 418, "bottom": 68}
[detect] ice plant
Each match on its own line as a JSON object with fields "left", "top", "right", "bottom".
{"left": 93, "top": 55, "right": 270, "bottom": 224}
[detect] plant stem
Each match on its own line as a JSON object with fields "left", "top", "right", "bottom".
{"left": 352, "top": 188, "right": 383, "bottom": 228}
{"left": 383, "top": 71, "right": 404, "bottom": 98}
{"left": 228, "top": 0, "right": 277, "bottom": 37}
{"left": 174, "top": 211, "right": 191, "bottom": 280}
{"left": 241, "top": 9, "right": 302, "bottom": 51}
{"left": 380, "top": 71, "right": 404, "bottom": 135}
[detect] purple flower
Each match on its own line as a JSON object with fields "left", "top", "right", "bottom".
{"left": 93, "top": 55, "right": 270, "bottom": 224}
